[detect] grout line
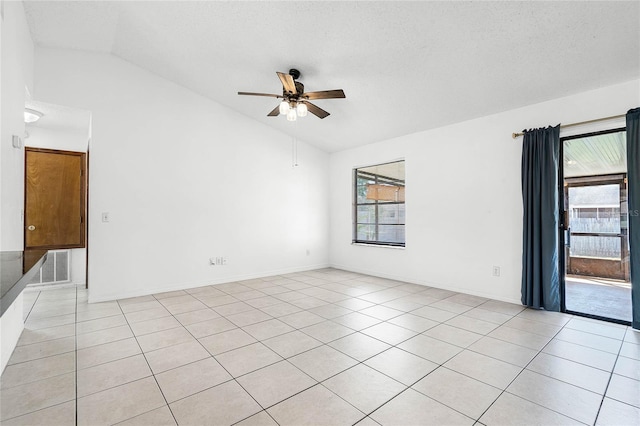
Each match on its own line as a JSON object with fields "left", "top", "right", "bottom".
{"left": 169, "top": 303, "right": 276, "bottom": 424}
{"left": 22, "top": 290, "right": 42, "bottom": 322}
{"left": 74, "top": 285, "right": 78, "bottom": 426}
{"left": 593, "top": 326, "right": 629, "bottom": 424}
{"left": 367, "top": 385, "right": 476, "bottom": 424}
{"left": 472, "top": 317, "right": 603, "bottom": 424}
{"left": 6, "top": 268, "right": 629, "bottom": 426}
{"left": 0, "top": 400, "right": 76, "bottom": 423}
{"left": 135, "top": 273, "right": 405, "bottom": 420}
{"left": 154, "top": 291, "right": 279, "bottom": 413}
{"left": 115, "top": 296, "right": 180, "bottom": 426}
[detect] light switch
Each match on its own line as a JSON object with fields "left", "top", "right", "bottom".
{"left": 102, "top": 212, "right": 109, "bottom": 222}
{"left": 12, "top": 135, "right": 23, "bottom": 149}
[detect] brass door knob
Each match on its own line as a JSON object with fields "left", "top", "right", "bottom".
{"left": 27, "top": 225, "right": 36, "bottom": 231}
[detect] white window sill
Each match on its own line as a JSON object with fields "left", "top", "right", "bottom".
{"left": 352, "top": 243, "right": 405, "bottom": 250}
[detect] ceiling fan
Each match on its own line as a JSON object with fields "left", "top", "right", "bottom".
{"left": 238, "top": 69, "right": 345, "bottom": 121}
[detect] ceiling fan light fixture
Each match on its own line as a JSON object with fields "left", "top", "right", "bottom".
{"left": 279, "top": 100, "right": 290, "bottom": 115}
{"left": 24, "top": 108, "right": 43, "bottom": 123}
{"left": 238, "top": 69, "right": 345, "bottom": 120}
{"left": 296, "top": 102, "right": 308, "bottom": 117}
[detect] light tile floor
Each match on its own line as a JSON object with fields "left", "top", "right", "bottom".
{"left": 1, "top": 268, "right": 639, "bottom": 425}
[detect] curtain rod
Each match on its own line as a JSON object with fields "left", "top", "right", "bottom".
{"left": 512, "top": 113, "right": 626, "bottom": 139}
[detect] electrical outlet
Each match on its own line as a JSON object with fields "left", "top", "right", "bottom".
{"left": 210, "top": 257, "right": 228, "bottom": 266}
{"left": 492, "top": 266, "right": 501, "bottom": 277}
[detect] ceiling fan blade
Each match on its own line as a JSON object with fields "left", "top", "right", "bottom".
{"left": 238, "top": 92, "right": 282, "bottom": 98}
{"left": 303, "top": 101, "right": 330, "bottom": 119}
{"left": 277, "top": 72, "right": 297, "bottom": 95}
{"left": 302, "top": 89, "right": 346, "bottom": 100}
{"left": 267, "top": 105, "right": 280, "bottom": 117}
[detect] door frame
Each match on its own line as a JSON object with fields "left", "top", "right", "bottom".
{"left": 86, "top": 147, "right": 90, "bottom": 289}
{"left": 24, "top": 147, "right": 88, "bottom": 250}
{"left": 558, "top": 127, "right": 630, "bottom": 325}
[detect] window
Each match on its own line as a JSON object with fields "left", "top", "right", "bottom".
{"left": 353, "top": 160, "right": 405, "bottom": 246}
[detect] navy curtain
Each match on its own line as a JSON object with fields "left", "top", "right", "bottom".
{"left": 627, "top": 108, "right": 640, "bottom": 329}
{"left": 521, "top": 125, "right": 561, "bottom": 311}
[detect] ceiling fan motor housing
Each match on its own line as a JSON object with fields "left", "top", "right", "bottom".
{"left": 289, "top": 68, "right": 301, "bottom": 80}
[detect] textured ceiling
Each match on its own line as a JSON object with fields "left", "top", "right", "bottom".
{"left": 23, "top": 1, "right": 640, "bottom": 152}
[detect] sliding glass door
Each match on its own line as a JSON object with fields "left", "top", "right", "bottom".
{"left": 560, "top": 129, "right": 632, "bottom": 324}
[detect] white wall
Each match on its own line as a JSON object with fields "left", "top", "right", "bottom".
{"left": 30, "top": 47, "right": 638, "bottom": 305}
{"left": 0, "top": 292, "right": 24, "bottom": 373}
{"left": 1, "top": 1, "right": 34, "bottom": 250}
{"left": 329, "top": 79, "right": 640, "bottom": 304}
{"left": 25, "top": 125, "right": 89, "bottom": 152}
{"left": 68, "top": 248, "right": 86, "bottom": 286}
{"left": 34, "top": 47, "right": 330, "bottom": 302}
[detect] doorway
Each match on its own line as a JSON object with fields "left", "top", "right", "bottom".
{"left": 24, "top": 100, "right": 91, "bottom": 289}
{"left": 560, "top": 129, "right": 632, "bottom": 324}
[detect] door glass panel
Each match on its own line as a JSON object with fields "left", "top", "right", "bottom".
{"left": 569, "top": 235, "right": 621, "bottom": 260}
{"left": 568, "top": 185, "right": 620, "bottom": 233}
{"left": 562, "top": 129, "right": 631, "bottom": 323}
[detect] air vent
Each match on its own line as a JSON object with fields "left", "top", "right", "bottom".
{"left": 28, "top": 250, "right": 70, "bottom": 285}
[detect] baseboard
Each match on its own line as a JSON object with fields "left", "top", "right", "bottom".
{"left": 87, "top": 263, "right": 331, "bottom": 303}
{"left": 329, "top": 263, "right": 522, "bottom": 305}
{"left": 25, "top": 282, "right": 83, "bottom": 292}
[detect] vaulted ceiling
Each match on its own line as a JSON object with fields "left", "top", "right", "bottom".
{"left": 23, "top": 1, "right": 640, "bottom": 152}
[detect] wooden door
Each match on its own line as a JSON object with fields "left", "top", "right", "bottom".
{"left": 25, "top": 148, "right": 86, "bottom": 249}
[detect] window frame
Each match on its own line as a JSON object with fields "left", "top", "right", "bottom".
{"left": 353, "top": 161, "right": 405, "bottom": 247}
